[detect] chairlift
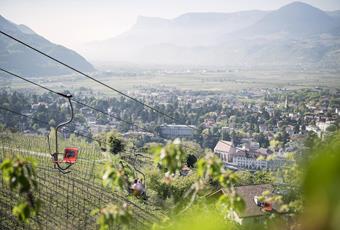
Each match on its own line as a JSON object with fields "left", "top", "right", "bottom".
{"left": 131, "top": 153, "right": 147, "bottom": 199}
{"left": 47, "top": 93, "right": 79, "bottom": 174}
{"left": 119, "top": 153, "right": 147, "bottom": 200}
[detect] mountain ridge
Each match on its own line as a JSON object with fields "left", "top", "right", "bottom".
{"left": 81, "top": 2, "right": 340, "bottom": 68}
{"left": 239, "top": 1, "right": 338, "bottom": 37}
{"left": 0, "top": 15, "right": 95, "bottom": 77}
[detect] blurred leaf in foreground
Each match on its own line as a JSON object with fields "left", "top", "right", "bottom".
{"left": 300, "top": 132, "right": 340, "bottom": 230}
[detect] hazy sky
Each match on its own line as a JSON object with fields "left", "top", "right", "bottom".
{"left": 1, "top": 0, "right": 340, "bottom": 49}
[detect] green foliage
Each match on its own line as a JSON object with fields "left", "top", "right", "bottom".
{"left": 217, "top": 194, "right": 245, "bottom": 221}
{"left": 102, "top": 158, "right": 134, "bottom": 192}
{"left": 91, "top": 203, "right": 132, "bottom": 230}
{"left": 0, "top": 157, "right": 40, "bottom": 223}
{"left": 151, "top": 139, "right": 187, "bottom": 174}
{"left": 234, "top": 171, "right": 253, "bottom": 186}
{"left": 188, "top": 152, "right": 245, "bottom": 221}
{"left": 252, "top": 171, "right": 274, "bottom": 185}
{"left": 197, "top": 152, "right": 223, "bottom": 181}
{"left": 152, "top": 202, "right": 236, "bottom": 230}
{"left": 182, "top": 140, "right": 203, "bottom": 160}
{"left": 107, "top": 131, "right": 125, "bottom": 154}
{"left": 304, "top": 131, "right": 321, "bottom": 152}
{"left": 96, "top": 130, "right": 125, "bottom": 154}
{"left": 326, "top": 124, "right": 337, "bottom": 132}
{"left": 147, "top": 169, "right": 198, "bottom": 204}
{"left": 300, "top": 132, "right": 340, "bottom": 230}
{"left": 12, "top": 202, "right": 38, "bottom": 223}
{"left": 97, "top": 157, "right": 136, "bottom": 229}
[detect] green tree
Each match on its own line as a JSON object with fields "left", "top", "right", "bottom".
{"left": 106, "top": 131, "right": 125, "bottom": 155}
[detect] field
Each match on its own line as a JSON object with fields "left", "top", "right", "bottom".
{"left": 1, "top": 68, "right": 340, "bottom": 95}
{"left": 0, "top": 132, "right": 160, "bottom": 229}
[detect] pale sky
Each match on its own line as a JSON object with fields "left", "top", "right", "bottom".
{"left": 1, "top": 0, "right": 340, "bottom": 49}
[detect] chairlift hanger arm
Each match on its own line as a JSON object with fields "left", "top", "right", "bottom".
{"left": 55, "top": 94, "right": 74, "bottom": 154}
{"left": 55, "top": 161, "right": 72, "bottom": 174}
{"left": 56, "top": 94, "right": 74, "bottom": 133}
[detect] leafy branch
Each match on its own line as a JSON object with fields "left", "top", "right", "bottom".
{"left": 0, "top": 156, "right": 40, "bottom": 223}
{"left": 91, "top": 203, "right": 132, "bottom": 230}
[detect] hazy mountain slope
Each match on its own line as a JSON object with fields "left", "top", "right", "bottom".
{"left": 0, "top": 15, "right": 94, "bottom": 77}
{"left": 327, "top": 10, "right": 340, "bottom": 20}
{"left": 82, "top": 2, "right": 340, "bottom": 68}
{"left": 131, "top": 35, "right": 340, "bottom": 67}
{"left": 241, "top": 2, "right": 338, "bottom": 37}
{"left": 82, "top": 11, "right": 267, "bottom": 62}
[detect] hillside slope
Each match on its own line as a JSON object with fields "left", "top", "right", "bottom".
{"left": 0, "top": 15, "right": 95, "bottom": 77}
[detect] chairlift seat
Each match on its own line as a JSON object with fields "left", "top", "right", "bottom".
{"left": 63, "top": 147, "right": 79, "bottom": 164}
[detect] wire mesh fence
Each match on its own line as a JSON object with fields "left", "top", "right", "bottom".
{"left": 0, "top": 132, "right": 159, "bottom": 230}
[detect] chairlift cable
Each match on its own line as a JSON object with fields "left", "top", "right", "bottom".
{"left": 0, "top": 32, "right": 245, "bottom": 154}
{"left": 0, "top": 30, "right": 198, "bottom": 131}
{"left": 0, "top": 67, "right": 152, "bottom": 133}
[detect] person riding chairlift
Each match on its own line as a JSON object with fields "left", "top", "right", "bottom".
{"left": 131, "top": 178, "right": 145, "bottom": 197}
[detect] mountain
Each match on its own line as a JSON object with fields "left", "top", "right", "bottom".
{"left": 327, "top": 10, "right": 340, "bottom": 20}
{"left": 240, "top": 2, "right": 338, "bottom": 37}
{"left": 82, "top": 10, "right": 267, "bottom": 62}
{"left": 82, "top": 2, "right": 340, "bottom": 68}
{"left": 0, "top": 15, "right": 94, "bottom": 77}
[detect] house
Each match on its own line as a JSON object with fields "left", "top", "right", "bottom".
{"left": 235, "top": 184, "right": 282, "bottom": 218}
{"left": 233, "top": 154, "right": 286, "bottom": 171}
{"left": 232, "top": 157, "right": 269, "bottom": 170}
{"left": 31, "top": 102, "right": 48, "bottom": 110}
{"left": 255, "top": 148, "right": 273, "bottom": 158}
{"left": 214, "top": 140, "right": 279, "bottom": 171}
{"left": 214, "top": 140, "right": 236, "bottom": 162}
{"left": 207, "top": 184, "right": 281, "bottom": 220}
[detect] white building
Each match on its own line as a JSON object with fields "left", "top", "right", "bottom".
{"left": 233, "top": 157, "right": 268, "bottom": 170}
{"left": 159, "top": 124, "right": 196, "bottom": 139}
{"left": 316, "top": 121, "right": 332, "bottom": 132}
{"left": 214, "top": 140, "right": 247, "bottom": 163}
{"left": 232, "top": 156, "right": 286, "bottom": 171}
{"left": 214, "top": 140, "right": 236, "bottom": 162}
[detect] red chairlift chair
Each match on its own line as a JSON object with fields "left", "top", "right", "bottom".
{"left": 47, "top": 93, "right": 79, "bottom": 174}
{"left": 63, "top": 147, "right": 79, "bottom": 164}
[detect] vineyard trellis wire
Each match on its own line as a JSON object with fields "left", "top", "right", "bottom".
{"left": 0, "top": 132, "right": 160, "bottom": 229}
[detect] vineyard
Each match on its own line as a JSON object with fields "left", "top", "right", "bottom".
{"left": 0, "top": 132, "right": 160, "bottom": 229}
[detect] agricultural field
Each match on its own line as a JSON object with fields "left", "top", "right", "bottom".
{"left": 1, "top": 68, "right": 340, "bottom": 95}
{"left": 0, "top": 132, "right": 161, "bottom": 229}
